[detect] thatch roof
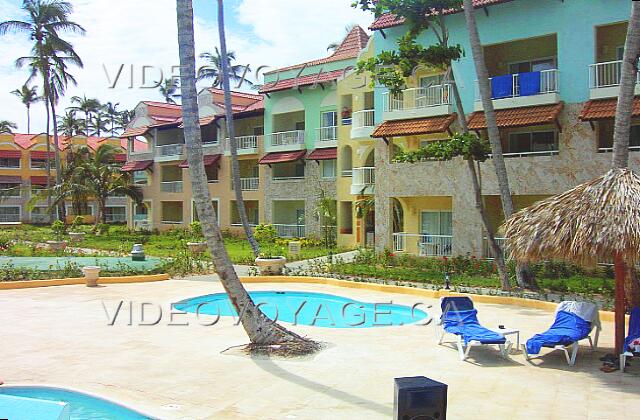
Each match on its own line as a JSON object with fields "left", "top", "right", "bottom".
{"left": 503, "top": 169, "right": 640, "bottom": 266}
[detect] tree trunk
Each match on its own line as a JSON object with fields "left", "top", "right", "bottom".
{"left": 43, "top": 79, "right": 53, "bottom": 223}
{"left": 613, "top": 1, "right": 640, "bottom": 169}
{"left": 614, "top": 255, "right": 627, "bottom": 355}
{"left": 462, "top": 0, "right": 535, "bottom": 289}
{"left": 217, "top": 0, "right": 260, "bottom": 257}
{"left": 626, "top": 266, "right": 640, "bottom": 309}
{"left": 50, "top": 98, "right": 66, "bottom": 222}
{"left": 176, "top": 0, "right": 312, "bottom": 346}
{"left": 27, "top": 105, "right": 31, "bottom": 133}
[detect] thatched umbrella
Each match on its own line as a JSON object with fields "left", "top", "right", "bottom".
{"left": 503, "top": 168, "right": 640, "bottom": 354}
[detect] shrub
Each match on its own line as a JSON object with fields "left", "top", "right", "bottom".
{"left": 189, "top": 221, "right": 203, "bottom": 240}
{"left": 70, "top": 216, "right": 85, "bottom": 232}
{"left": 50, "top": 220, "right": 66, "bottom": 241}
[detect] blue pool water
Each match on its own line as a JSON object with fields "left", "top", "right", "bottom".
{"left": 0, "top": 386, "right": 152, "bottom": 420}
{"left": 174, "top": 291, "right": 429, "bottom": 328}
{"left": 0, "top": 256, "right": 162, "bottom": 271}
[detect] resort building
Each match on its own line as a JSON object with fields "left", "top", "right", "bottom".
{"left": 0, "top": 133, "right": 135, "bottom": 224}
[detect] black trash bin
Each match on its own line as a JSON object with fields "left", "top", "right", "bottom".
{"left": 394, "top": 376, "right": 447, "bottom": 420}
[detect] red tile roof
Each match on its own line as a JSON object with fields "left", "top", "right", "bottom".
{"left": 207, "top": 88, "right": 262, "bottom": 101}
{"left": 13, "top": 134, "right": 39, "bottom": 149}
{"left": 259, "top": 150, "right": 307, "bottom": 165}
{"left": 178, "top": 154, "right": 222, "bottom": 168}
{"left": 372, "top": 114, "right": 457, "bottom": 138}
{"left": 1, "top": 134, "right": 134, "bottom": 152}
{"left": 121, "top": 160, "right": 154, "bottom": 172}
{"left": 260, "top": 69, "right": 347, "bottom": 94}
{"left": 467, "top": 103, "right": 564, "bottom": 130}
{"left": 579, "top": 98, "right": 640, "bottom": 121}
{"left": 370, "top": 0, "right": 514, "bottom": 30}
{"left": 308, "top": 147, "right": 337, "bottom": 161}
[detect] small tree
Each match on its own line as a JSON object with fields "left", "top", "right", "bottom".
{"left": 253, "top": 224, "right": 281, "bottom": 258}
{"left": 315, "top": 189, "right": 337, "bottom": 248}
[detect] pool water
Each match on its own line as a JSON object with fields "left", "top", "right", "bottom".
{"left": 0, "top": 256, "right": 162, "bottom": 271}
{"left": 174, "top": 291, "right": 429, "bottom": 328}
{"left": 0, "top": 386, "right": 152, "bottom": 419}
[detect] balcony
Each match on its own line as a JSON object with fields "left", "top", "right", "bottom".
{"left": 483, "top": 237, "right": 508, "bottom": 259}
{"left": 315, "top": 126, "right": 338, "bottom": 148}
{"left": 383, "top": 85, "right": 452, "bottom": 121}
{"left": 393, "top": 233, "right": 453, "bottom": 257}
{"left": 350, "top": 167, "right": 375, "bottom": 195}
{"left": 105, "top": 213, "right": 127, "bottom": 223}
{"left": 224, "top": 135, "right": 259, "bottom": 156}
{"left": 351, "top": 110, "right": 375, "bottom": 139}
{"left": 161, "top": 181, "right": 183, "bottom": 193}
{"left": 266, "top": 130, "right": 305, "bottom": 152}
{"left": 273, "top": 224, "right": 305, "bottom": 238}
{"left": 588, "top": 60, "right": 640, "bottom": 99}
{"left": 0, "top": 212, "right": 21, "bottom": 224}
{"left": 231, "top": 177, "right": 260, "bottom": 191}
{"left": 155, "top": 144, "right": 185, "bottom": 162}
{"left": 474, "top": 69, "right": 560, "bottom": 111}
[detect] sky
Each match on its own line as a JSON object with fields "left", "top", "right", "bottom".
{"left": 0, "top": 0, "right": 373, "bottom": 134}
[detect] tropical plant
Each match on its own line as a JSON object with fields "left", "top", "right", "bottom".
{"left": 189, "top": 220, "right": 203, "bottom": 241}
{"left": 103, "top": 101, "right": 120, "bottom": 136}
{"left": 69, "top": 95, "right": 101, "bottom": 133}
{"left": 57, "top": 109, "right": 82, "bottom": 136}
{"left": 158, "top": 77, "right": 181, "bottom": 104}
{"left": 253, "top": 224, "right": 281, "bottom": 258}
{"left": 177, "top": 0, "right": 316, "bottom": 352}
{"left": 0, "top": 120, "right": 18, "bottom": 134}
{"left": 11, "top": 84, "right": 40, "bottom": 132}
{"left": 87, "top": 110, "right": 109, "bottom": 136}
{"left": 117, "top": 109, "right": 135, "bottom": 132}
{"left": 198, "top": 47, "right": 252, "bottom": 88}
{"left": 50, "top": 219, "right": 66, "bottom": 241}
{"left": 315, "top": 189, "right": 337, "bottom": 247}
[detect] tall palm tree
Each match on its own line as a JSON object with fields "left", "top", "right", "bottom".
{"left": 0, "top": 121, "right": 18, "bottom": 134}
{"left": 11, "top": 84, "right": 40, "bottom": 132}
{"left": 198, "top": 47, "right": 252, "bottom": 88}
{"left": 88, "top": 109, "right": 109, "bottom": 136}
{"left": 57, "top": 109, "right": 81, "bottom": 136}
{"left": 103, "top": 101, "right": 120, "bottom": 136}
{"left": 117, "top": 109, "right": 135, "bottom": 133}
{"left": 462, "top": 0, "right": 535, "bottom": 289}
{"left": 176, "top": 0, "right": 315, "bottom": 349}
{"left": 69, "top": 95, "right": 101, "bottom": 134}
{"left": 158, "top": 77, "right": 181, "bottom": 104}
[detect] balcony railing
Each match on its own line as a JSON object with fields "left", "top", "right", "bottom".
{"left": 352, "top": 110, "right": 375, "bottom": 129}
{"left": 352, "top": 167, "right": 375, "bottom": 188}
{"left": 483, "top": 237, "right": 508, "bottom": 259}
{"left": 105, "top": 213, "right": 127, "bottom": 223}
{"left": 268, "top": 130, "right": 305, "bottom": 147}
{"left": 231, "top": 177, "right": 260, "bottom": 191}
{"left": 273, "top": 224, "right": 305, "bottom": 238}
{"left": 226, "top": 135, "right": 258, "bottom": 151}
{"left": 341, "top": 169, "right": 353, "bottom": 177}
{"left": 476, "top": 69, "right": 559, "bottom": 100}
{"left": 589, "top": 60, "right": 640, "bottom": 89}
{"left": 161, "top": 181, "right": 183, "bottom": 193}
{"left": 383, "top": 85, "right": 451, "bottom": 112}
{"left": 393, "top": 233, "right": 453, "bottom": 257}
{"left": 501, "top": 150, "right": 559, "bottom": 158}
{"left": 30, "top": 214, "right": 50, "bottom": 224}
{"left": 0, "top": 213, "right": 21, "bottom": 223}
{"left": 598, "top": 145, "right": 640, "bottom": 153}
{"left": 316, "top": 126, "right": 337, "bottom": 142}
{"left": 156, "top": 144, "right": 184, "bottom": 158}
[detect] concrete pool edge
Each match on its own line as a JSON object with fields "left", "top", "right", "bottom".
{"left": 0, "top": 274, "right": 170, "bottom": 290}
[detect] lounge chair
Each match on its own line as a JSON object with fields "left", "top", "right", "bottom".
{"left": 620, "top": 307, "right": 640, "bottom": 372}
{"left": 436, "top": 297, "right": 510, "bottom": 361}
{"left": 523, "top": 301, "right": 600, "bottom": 366}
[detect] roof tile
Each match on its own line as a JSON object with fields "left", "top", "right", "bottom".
{"left": 372, "top": 114, "right": 457, "bottom": 138}
{"left": 579, "top": 97, "right": 640, "bottom": 121}
{"left": 259, "top": 150, "right": 307, "bottom": 165}
{"left": 467, "top": 103, "right": 564, "bottom": 130}
{"left": 260, "top": 69, "right": 346, "bottom": 94}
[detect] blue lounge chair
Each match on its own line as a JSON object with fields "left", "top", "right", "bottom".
{"left": 437, "top": 297, "right": 510, "bottom": 361}
{"left": 620, "top": 307, "right": 640, "bottom": 371}
{"left": 523, "top": 301, "right": 600, "bottom": 366}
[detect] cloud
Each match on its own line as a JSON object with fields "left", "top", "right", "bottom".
{"left": 0, "top": 0, "right": 372, "bottom": 133}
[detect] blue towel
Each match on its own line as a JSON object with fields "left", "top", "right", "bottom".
{"left": 526, "top": 311, "right": 592, "bottom": 355}
{"left": 441, "top": 297, "right": 475, "bottom": 313}
{"left": 519, "top": 71, "right": 541, "bottom": 96}
{"left": 491, "top": 74, "right": 513, "bottom": 99}
{"left": 624, "top": 307, "right": 640, "bottom": 351}
{"left": 442, "top": 309, "right": 506, "bottom": 345}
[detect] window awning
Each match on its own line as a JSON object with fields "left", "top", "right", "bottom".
{"left": 259, "top": 150, "right": 307, "bottom": 165}
{"left": 579, "top": 97, "right": 640, "bottom": 121}
{"left": 30, "top": 151, "right": 56, "bottom": 160}
{"left": 467, "top": 103, "right": 564, "bottom": 130}
{"left": 307, "top": 147, "right": 337, "bottom": 161}
{"left": 0, "top": 175, "right": 23, "bottom": 183}
{"left": 114, "top": 153, "right": 127, "bottom": 163}
{"left": 178, "top": 154, "right": 222, "bottom": 168}
{"left": 121, "top": 160, "right": 154, "bottom": 172}
{"left": 120, "top": 126, "right": 150, "bottom": 138}
{"left": 371, "top": 114, "right": 457, "bottom": 138}
{"left": 30, "top": 176, "right": 53, "bottom": 186}
{"left": 0, "top": 150, "right": 22, "bottom": 159}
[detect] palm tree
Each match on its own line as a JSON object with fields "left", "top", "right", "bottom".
{"left": 198, "top": 47, "right": 252, "bottom": 88}
{"left": 103, "top": 101, "right": 120, "bottom": 136}
{"left": 57, "top": 109, "right": 81, "bottom": 136}
{"left": 11, "top": 84, "right": 40, "bottom": 132}
{"left": 158, "top": 77, "right": 181, "bottom": 104}
{"left": 177, "top": 0, "right": 316, "bottom": 350}
{"left": 69, "top": 95, "right": 101, "bottom": 133}
{"left": 462, "top": 0, "right": 535, "bottom": 289}
{"left": 87, "top": 110, "right": 109, "bottom": 136}
{"left": 0, "top": 121, "right": 18, "bottom": 134}
{"left": 117, "top": 109, "right": 135, "bottom": 133}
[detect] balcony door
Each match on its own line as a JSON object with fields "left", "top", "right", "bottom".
{"left": 420, "top": 211, "right": 452, "bottom": 237}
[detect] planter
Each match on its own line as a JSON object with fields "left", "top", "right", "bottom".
{"left": 68, "top": 232, "right": 86, "bottom": 243}
{"left": 255, "top": 256, "right": 287, "bottom": 276}
{"left": 187, "top": 242, "right": 208, "bottom": 253}
{"left": 46, "top": 240, "right": 67, "bottom": 252}
{"left": 82, "top": 266, "right": 102, "bottom": 287}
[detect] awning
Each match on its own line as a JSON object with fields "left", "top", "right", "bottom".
{"left": 0, "top": 175, "right": 22, "bottom": 183}
{"left": 120, "top": 126, "right": 150, "bottom": 138}
{"left": 30, "top": 151, "right": 56, "bottom": 160}
{"left": 467, "top": 103, "right": 564, "bottom": 130}
{"left": 30, "top": 176, "right": 53, "bottom": 186}
{"left": 259, "top": 150, "right": 307, "bottom": 165}
{"left": 114, "top": 153, "right": 127, "bottom": 163}
{"left": 0, "top": 150, "right": 22, "bottom": 159}
{"left": 372, "top": 114, "right": 457, "bottom": 138}
{"left": 579, "top": 97, "right": 640, "bottom": 121}
{"left": 178, "top": 154, "right": 222, "bottom": 168}
{"left": 307, "top": 147, "right": 337, "bottom": 161}
{"left": 121, "top": 160, "right": 154, "bottom": 172}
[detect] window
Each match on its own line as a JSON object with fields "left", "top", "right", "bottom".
{"left": 617, "top": 46, "right": 625, "bottom": 61}
{"left": 161, "top": 201, "right": 183, "bottom": 224}
{"left": 205, "top": 164, "right": 219, "bottom": 183}
{"left": 253, "top": 126, "right": 264, "bottom": 136}
{"left": 0, "top": 183, "right": 21, "bottom": 197}
{"left": 30, "top": 158, "right": 48, "bottom": 169}
{"left": 0, "top": 157, "right": 20, "bottom": 168}
{"left": 507, "top": 130, "right": 558, "bottom": 156}
{"left": 321, "top": 159, "right": 337, "bottom": 179}
{"left": 420, "top": 75, "right": 444, "bottom": 88}
{"left": 420, "top": 211, "right": 452, "bottom": 236}
{"left": 339, "top": 201, "right": 353, "bottom": 235}
{"left": 0, "top": 206, "right": 20, "bottom": 223}
{"left": 321, "top": 111, "right": 337, "bottom": 128}
{"left": 508, "top": 58, "right": 556, "bottom": 74}
{"left": 192, "top": 200, "right": 218, "bottom": 223}
{"left": 105, "top": 206, "right": 127, "bottom": 223}
{"left": 272, "top": 161, "right": 305, "bottom": 180}
{"left": 66, "top": 205, "right": 95, "bottom": 217}
{"left": 295, "top": 121, "right": 305, "bottom": 131}
{"left": 598, "top": 121, "right": 640, "bottom": 150}
{"left": 133, "top": 171, "right": 148, "bottom": 185}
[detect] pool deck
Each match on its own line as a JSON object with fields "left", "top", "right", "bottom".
{"left": 1, "top": 277, "right": 639, "bottom": 419}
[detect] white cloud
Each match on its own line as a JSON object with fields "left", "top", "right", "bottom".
{"left": 0, "top": 0, "right": 373, "bottom": 133}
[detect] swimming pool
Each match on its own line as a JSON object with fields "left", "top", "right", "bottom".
{"left": 174, "top": 291, "right": 429, "bottom": 328}
{"left": 0, "top": 386, "right": 153, "bottom": 419}
{"left": 0, "top": 256, "right": 163, "bottom": 271}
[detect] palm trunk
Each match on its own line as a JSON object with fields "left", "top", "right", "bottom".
{"left": 50, "top": 98, "right": 66, "bottom": 222}
{"left": 217, "top": 0, "right": 260, "bottom": 257}
{"left": 43, "top": 80, "right": 53, "bottom": 223}
{"left": 27, "top": 105, "right": 31, "bottom": 133}
{"left": 613, "top": 1, "right": 640, "bottom": 169}
{"left": 462, "top": 0, "right": 535, "bottom": 289}
{"left": 176, "top": 0, "right": 312, "bottom": 346}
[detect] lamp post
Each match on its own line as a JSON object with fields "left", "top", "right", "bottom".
{"left": 444, "top": 272, "right": 451, "bottom": 290}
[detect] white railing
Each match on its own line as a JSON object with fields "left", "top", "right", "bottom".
{"left": 589, "top": 60, "right": 640, "bottom": 89}
{"left": 231, "top": 177, "right": 259, "bottom": 191}
{"left": 501, "top": 150, "right": 559, "bottom": 158}
{"left": 226, "top": 135, "right": 258, "bottom": 151}
{"left": 30, "top": 214, "right": 50, "bottom": 224}
{"left": 476, "top": 69, "right": 559, "bottom": 100}
{"left": 393, "top": 233, "right": 453, "bottom": 257}
{"left": 598, "top": 145, "right": 640, "bottom": 153}
{"left": 351, "top": 167, "right": 375, "bottom": 188}
{"left": 273, "top": 224, "right": 306, "bottom": 238}
{"left": 483, "top": 237, "right": 508, "bottom": 259}
{"left": 268, "top": 130, "right": 305, "bottom": 147}
{"left": 316, "top": 126, "right": 337, "bottom": 142}
{"left": 156, "top": 144, "right": 184, "bottom": 157}
{"left": 352, "top": 110, "right": 375, "bottom": 128}
{"left": 0, "top": 213, "right": 21, "bottom": 223}
{"left": 161, "top": 181, "right": 183, "bottom": 193}
{"left": 383, "top": 85, "right": 451, "bottom": 112}
{"left": 105, "top": 213, "right": 127, "bottom": 223}
{"left": 341, "top": 169, "right": 353, "bottom": 177}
